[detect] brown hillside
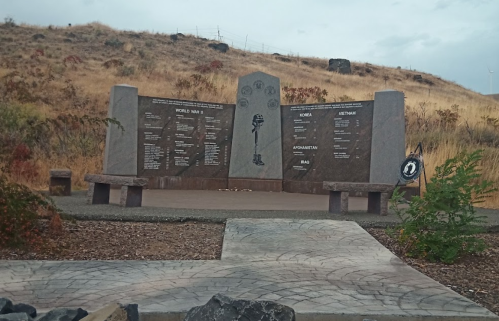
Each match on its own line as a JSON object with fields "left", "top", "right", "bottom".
{"left": 1, "top": 22, "right": 499, "bottom": 207}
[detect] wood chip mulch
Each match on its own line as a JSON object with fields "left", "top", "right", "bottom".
{"left": 367, "top": 228, "right": 499, "bottom": 316}
{"left": 0, "top": 220, "right": 225, "bottom": 260}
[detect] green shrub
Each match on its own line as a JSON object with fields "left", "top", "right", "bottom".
{"left": 138, "top": 59, "right": 156, "bottom": 73}
{"left": 0, "top": 175, "right": 53, "bottom": 248}
{"left": 117, "top": 65, "right": 135, "bottom": 77}
{"left": 4, "top": 16, "right": 16, "bottom": 28}
{"left": 390, "top": 150, "right": 496, "bottom": 264}
{"left": 104, "top": 38, "right": 124, "bottom": 48}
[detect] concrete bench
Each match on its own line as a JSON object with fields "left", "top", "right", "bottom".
{"left": 323, "top": 182, "right": 395, "bottom": 216}
{"left": 84, "top": 174, "right": 148, "bottom": 207}
{"left": 49, "top": 169, "right": 72, "bottom": 196}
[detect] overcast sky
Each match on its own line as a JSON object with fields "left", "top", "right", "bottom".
{"left": 1, "top": 0, "right": 498, "bottom": 94}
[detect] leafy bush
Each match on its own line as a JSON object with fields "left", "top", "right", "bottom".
{"left": 104, "top": 38, "right": 124, "bottom": 48}
{"left": 390, "top": 150, "right": 496, "bottom": 264}
{"left": 0, "top": 175, "right": 57, "bottom": 248}
{"left": 194, "top": 60, "right": 223, "bottom": 73}
{"left": 282, "top": 86, "right": 328, "bottom": 104}
{"left": 0, "top": 103, "right": 42, "bottom": 166}
{"left": 117, "top": 65, "right": 135, "bottom": 77}
{"left": 436, "top": 104, "right": 460, "bottom": 129}
{"left": 138, "top": 59, "right": 156, "bottom": 74}
{"left": 174, "top": 74, "right": 217, "bottom": 98}
{"left": 4, "top": 16, "right": 16, "bottom": 28}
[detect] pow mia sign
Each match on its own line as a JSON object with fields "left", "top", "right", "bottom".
{"left": 399, "top": 156, "right": 422, "bottom": 183}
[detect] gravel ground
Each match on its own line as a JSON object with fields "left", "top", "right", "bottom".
{"left": 0, "top": 220, "right": 225, "bottom": 260}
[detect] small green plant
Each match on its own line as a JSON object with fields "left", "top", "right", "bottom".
{"left": 138, "top": 59, "right": 156, "bottom": 74}
{"left": 390, "top": 150, "right": 496, "bottom": 264}
{"left": 104, "top": 38, "right": 124, "bottom": 48}
{"left": 117, "top": 65, "right": 135, "bottom": 77}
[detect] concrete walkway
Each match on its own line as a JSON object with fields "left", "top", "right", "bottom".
{"left": 0, "top": 219, "right": 496, "bottom": 320}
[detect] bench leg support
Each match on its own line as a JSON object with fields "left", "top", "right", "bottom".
{"left": 368, "top": 192, "right": 389, "bottom": 215}
{"left": 49, "top": 177, "right": 71, "bottom": 196}
{"left": 329, "top": 191, "right": 349, "bottom": 214}
{"left": 120, "top": 186, "right": 143, "bottom": 207}
{"left": 87, "top": 182, "right": 110, "bottom": 205}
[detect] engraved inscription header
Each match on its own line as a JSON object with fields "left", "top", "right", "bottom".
{"left": 282, "top": 101, "right": 374, "bottom": 182}
{"left": 138, "top": 97, "right": 235, "bottom": 178}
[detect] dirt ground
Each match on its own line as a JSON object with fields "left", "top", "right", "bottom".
{"left": 1, "top": 220, "right": 497, "bottom": 315}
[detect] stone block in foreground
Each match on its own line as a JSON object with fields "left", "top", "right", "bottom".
{"left": 184, "top": 293, "right": 295, "bottom": 321}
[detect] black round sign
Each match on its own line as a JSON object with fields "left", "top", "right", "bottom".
{"left": 399, "top": 157, "right": 422, "bottom": 183}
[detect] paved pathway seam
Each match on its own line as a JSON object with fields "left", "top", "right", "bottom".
{"left": 0, "top": 219, "right": 497, "bottom": 320}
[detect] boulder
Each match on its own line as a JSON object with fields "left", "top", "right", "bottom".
{"left": 275, "top": 56, "right": 292, "bottom": 63}
{"left": 0, "top": 298, "right": 13, "bottom": 314}
{"left": 12, "top": 304, "right": 36, "bottom": 318}
{"left": 79, "top": 303, "right": 138, "bottom": 321}
{"left": 184, "top": 294, "right": 295, "bottom": 321}
{"left": 0, "top": 313, "right": 32, "bottom": 321}
{"left": 38, "top": 308, "right": 88, "bottom": 321}
{"left": 170, "top": 34, "right": 178, "bottom": 41}
{"left": 413, "top": 74, "right": 423, "bottom": 82}
{"left": 208, "top": 43, "right": 229, "bottom": 53}
{"left": 327, "top": 58, "right": 351, "bottom": 74}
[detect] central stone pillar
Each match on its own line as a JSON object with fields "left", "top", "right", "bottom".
{"left": 228, "top": 71, "right": 283, "bottom": 191}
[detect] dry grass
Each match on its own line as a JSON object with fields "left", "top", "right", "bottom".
{"left": 1, "top": 22, "right": 499, "bottom": 207}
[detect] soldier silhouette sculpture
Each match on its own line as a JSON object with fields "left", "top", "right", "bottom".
{"left": 252, "top": 114, "right": 265, "bottom": 166}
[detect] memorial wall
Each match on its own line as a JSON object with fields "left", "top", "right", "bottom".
{"left": 104, "top": 71, "right": 405, "bottom": 193}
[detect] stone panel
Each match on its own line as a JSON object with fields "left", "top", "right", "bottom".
{"left": 103, "top": 85, "right": 138, "bottom": 176}
{"left": 229, "top": 71, "right": 283, "bottom": 180}
{"left": 137, "top": 97, "right": 234, "bottom": 179}
{"left": 370, "top": 90, "right": 405, "bottom": 184}
{"left": 282, "top": 101, "right": 373, "bottom": 188}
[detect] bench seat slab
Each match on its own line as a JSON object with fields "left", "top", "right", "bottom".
{"left": 323, "top": 181, "right": 394, "bottom": 193}
{"left": 84, "top": 174, "right": 148, "bottom": 187}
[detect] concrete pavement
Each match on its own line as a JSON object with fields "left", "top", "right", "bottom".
{"left": 1, "top": 219, "right": 496, "bottom": 320}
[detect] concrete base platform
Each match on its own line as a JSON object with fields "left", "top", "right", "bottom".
{"left": 0, "top": 219, "right": 496, "bottom": 320}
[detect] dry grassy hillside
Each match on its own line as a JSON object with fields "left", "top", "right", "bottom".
{"left": 1, "top": 22, "right": 499, "bottom": 207}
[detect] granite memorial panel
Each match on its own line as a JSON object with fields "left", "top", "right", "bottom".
{"left": 370, "top": 90, "right": 405, "bottom": 184}
{"left": 282, "top": 101, "right": 374, "bottom": 192}
{"left": 229, "top": 71, "right": 283, "bottom": 184}
{"left": 103, "top": 85, "right": 138, "bottom": 176}
{"left": 137, "top": 97, "right": 235, "bottom": 181}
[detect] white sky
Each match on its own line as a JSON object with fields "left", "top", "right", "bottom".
{"left": 1, "top": 0, "right": 498, "bottom": 94}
